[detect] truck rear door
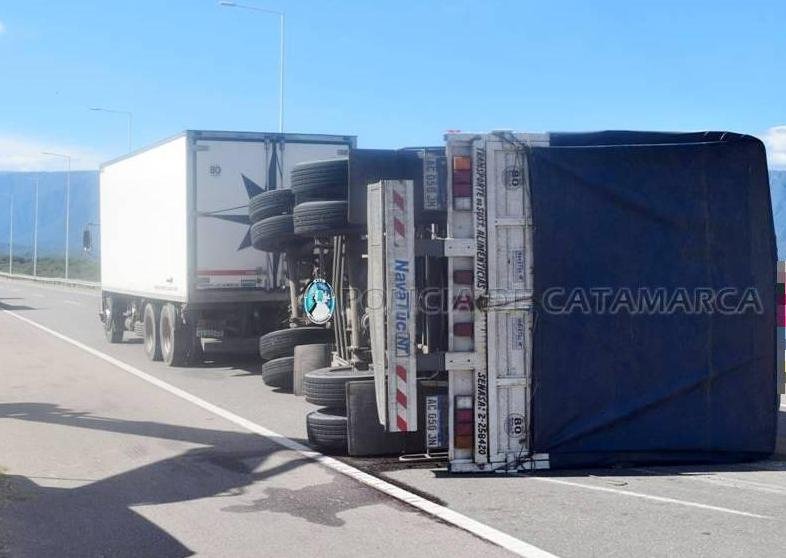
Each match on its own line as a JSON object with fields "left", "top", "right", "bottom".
{"left": 446, "top": 132, "right": 548, "bottom": 471}
{"left": 192, "top": 135, "right": 350, "bottom": 291}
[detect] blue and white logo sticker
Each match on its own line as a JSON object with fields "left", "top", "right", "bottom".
{"left": 303, "top": 278, "right": 335, "bottom": 325}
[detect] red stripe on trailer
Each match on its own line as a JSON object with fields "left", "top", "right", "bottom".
{"left": 396, "top": 415, "right": 408, "bottom": 431}
{"left": 394, "top": 218, "right": 406, "bottom": 237}
{"left": 197, "top": 269, "right": 258, "bottom": 276}
{"left": 393, "top": 190, "right": 406, "bottom": 210}
{"left": 396, "top": 390, "right": 407, "bottom": 406}
{"left": 396, "top": 365, "right": 407, "bottom": 381}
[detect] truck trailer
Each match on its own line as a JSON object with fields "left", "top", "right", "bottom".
{"left": 289, "top": 130, "right": 778, "bottom": 472}
{"left": 96, "top": 130, "right": 355, "bottom": 365}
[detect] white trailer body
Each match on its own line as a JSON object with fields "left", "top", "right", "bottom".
{"left": 100, "top": 130, "right": 354, "bottom": 303}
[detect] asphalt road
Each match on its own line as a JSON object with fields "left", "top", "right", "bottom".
{"left": 2, "top": 276, "right": 786, "bottom": 558}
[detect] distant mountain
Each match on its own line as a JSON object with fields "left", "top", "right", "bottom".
{"left": 1, "top": 169, "right": 786, "bottom": 262}
{"left": 0, "top": 171, "right": 99, "bottom": 259}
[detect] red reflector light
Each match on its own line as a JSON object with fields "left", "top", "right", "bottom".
{"left": 455, "top": 422, "right": 473, "bottom": 436}
{"left": 453, "top": 270, "right": 473, "bottom": 285}
{"left": 453, "top": 322, "right": 474, "bottom": 337}
{"left": 453, "top": 168, "right": 471, "bottom": 185}
{"left": 455, "top": 435, "right": 473, "bottom": 449}
{"left": 455, "top": 409, "right": 473, "bottom": 423}
{"left": 453, "top": 156, "right": 471, "bottom": 171}
{"left": 452, "top": 181, "right": 472, "bottom": 197}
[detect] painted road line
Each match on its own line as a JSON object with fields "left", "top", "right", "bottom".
{"left": 632, "top": 467, "right": 786, "bottom": 496}
{"left": 531, "top": 477, "right": 770, "bottom": 519}
{"left": 1, "top": 308, "right": 559, "bottom": 558}
{"left": 64, "top": 300, "right": 81, "bottom": 306}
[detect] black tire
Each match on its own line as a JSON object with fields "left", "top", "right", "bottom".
{"left": 189, "top": 336, "right": 204, "bottom": 365}
{"left": 306, "top": 408, "right": 348, "bottom": 451}
{"left": 261, "top": 356, "right": 294, "bottom": 390}
{"left": 293, "top": 343, "right": 333, "bottom": 395}
{"left": 250, "top": 214, "right": 299, "bottom": 253}
{"left": 160, "top": 303, "right": 188, "bottom": 367}
{"left": 249, "top": 189, "right": 295, "bottom": 223}
{"left": 291, "top": 159, "right": 348, "bottom": 203}
{"left": 293, "top": 200, "right": 359, "bottom": 237}
{"left": 104, "top": 296, "right": 124, "bottom": 344}
{"left": 142, "top": 302, "right": 162, "bottom": 361}
{"left": 258, "top": 327, "right": 333, "bottom": 360}
{"left": 303, "top": 366, "right": 373, "bottom": 408}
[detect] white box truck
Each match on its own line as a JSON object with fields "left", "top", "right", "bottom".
{"left": 95, "top": 130, "right": 355, "bottom": 365}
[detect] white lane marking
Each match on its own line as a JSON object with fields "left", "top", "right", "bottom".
{"left": 64, "top": 300, "right": 81, "bottom": 306}
{"left": 32, "top": 294, "right": 46, "bottom": 299}
{"left": 531, "top": 477, "right": 770, "bottom": 519}
{"left": 1, "top": 309, "right": 558, "bottom": 558}
{"left": 632, "top": 467, "right": 786, "bottom": 496}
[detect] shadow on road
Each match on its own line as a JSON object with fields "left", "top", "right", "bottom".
{"left": 0, "top": 402, "right": 375, "bottom": 558}
{"left": 0, "top": 299, "right": 36, "bottom": 311}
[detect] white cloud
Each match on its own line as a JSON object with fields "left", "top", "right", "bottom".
{"left": 761, "top": 125, "right": 786, "bottom": 170}
{"left": 0, "top": 20, "right": 5, "bottom": 34}
{"left": 0, "top": 135, "right": 106, "bottom": 171}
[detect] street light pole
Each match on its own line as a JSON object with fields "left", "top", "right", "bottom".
{"left": 8, "top": 193, "right": 13, "bottom": 275}
{"left": 218, "top": 1, "right": 285, "bottom": 132}
{"left": 33, "top": 176, "right": 39, "bottom": 277}
{"left": 89, "top": 107, "right": 133, "bottom": 152}
{"left": 42, "top": 152, "right": 72, "bottom": 280}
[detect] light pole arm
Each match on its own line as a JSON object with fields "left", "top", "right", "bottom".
{"left": 219, "top": 1, "right": 285, "bottom": 132}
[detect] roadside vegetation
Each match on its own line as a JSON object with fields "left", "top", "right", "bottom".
{"left": 0, "top": 256, "right": 100, "bottom": 281}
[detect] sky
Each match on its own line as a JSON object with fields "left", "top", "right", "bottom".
{"left": 0, "top": 0, "right": 784, "bottom": 170}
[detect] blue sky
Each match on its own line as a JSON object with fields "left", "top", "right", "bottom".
{"left": 0, "top": 0, "right": 784, "bottom": 169}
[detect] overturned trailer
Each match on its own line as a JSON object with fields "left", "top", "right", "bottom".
{"left": 359, "top": 131, "right": 778, "bottom": 472}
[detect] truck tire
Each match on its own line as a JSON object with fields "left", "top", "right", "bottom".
{"left": 249, "top": 189, "right": 295, "bottom": 223}
{"left": 291, "top": 159, "right": 348, "bottom": 203}
{"left": 250, "top": 214, "right": 298, "bottom": 253}
{"left": 258, "top": 327, "right": 333, "bottom": 360}
{"left": 293, "top": 201, "right": 359, "bottom": 237}
{"left": 104, "top": 296, "right": 124, "bottom": 344}
{"left": 294, "top": 343, "right": 333, "bottom": 396}
{"left": 303, "top": 366, "right": 373, "bottom": 409}
{"left": 160, "top": 303, "right": 188, "bottom": 367}
{"left": 306, "top": 408, "right": 348, "bottom": 452}
{"left": 261, "top": 356, "right": 295, "bottom": 390}
{"left": 142, "top": 302, "right": 162, "bottom": 361}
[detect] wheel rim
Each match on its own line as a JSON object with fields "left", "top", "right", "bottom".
{"left": 161, "top": 312, "right": 172, "bottom": 356}
{"left": 104, "top": 299, "right": 113, "bottom": 330}
{"left": 144, "top": 311, "right": 155, "bottom": 353}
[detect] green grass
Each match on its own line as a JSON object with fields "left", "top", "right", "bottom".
{"left": 0, "top": 256, "right": 100, "bottom": 282}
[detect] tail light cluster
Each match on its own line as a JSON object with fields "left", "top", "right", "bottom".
{"left": 452, "top": 156, "right": 472, "bottom": 211}
{"left": 451, "top": 150, "right": 476, "bottom": 453}
{"left": 454, "top": 395, "right": 474, "bottom": 449}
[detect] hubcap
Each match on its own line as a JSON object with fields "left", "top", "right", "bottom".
{"left": 162, "top": 314, "right": 172, "bottom": 355}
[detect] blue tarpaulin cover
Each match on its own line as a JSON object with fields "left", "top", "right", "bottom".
{"left": 529, "top": 131, "right": 777, "bottom": 468}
